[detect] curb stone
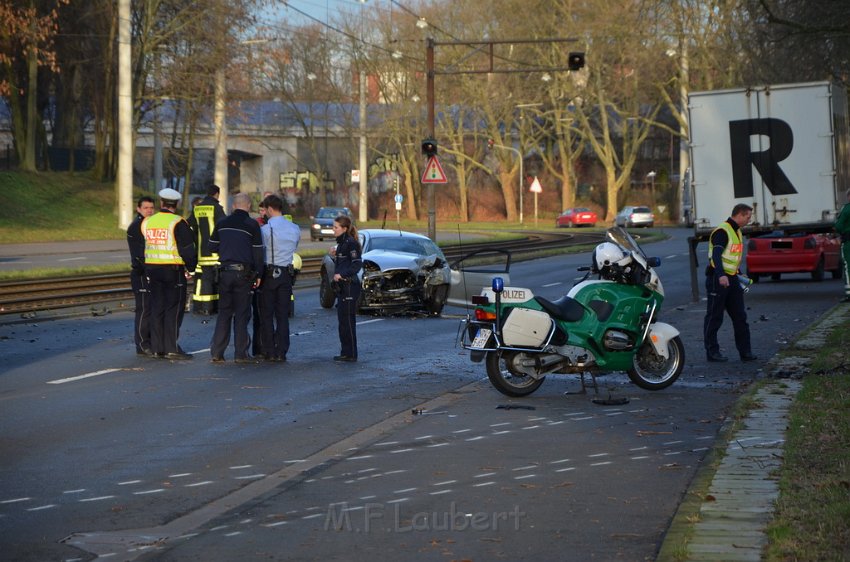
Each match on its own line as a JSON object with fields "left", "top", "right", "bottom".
{"left": 657, "top": 302, "right": 850, "bottom": 561}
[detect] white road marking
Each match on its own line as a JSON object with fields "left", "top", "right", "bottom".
{"left": 465, "top": 436, "right": 485, "bottom": 441}
{"left": 555, "top": 467, "right": 576, "bottom": 473}
{"left": 390, "top": 448, "right": 413, "bottom": 454}
{"left": 79, "top": 495, "right": 115, "bottom": 502}
{"left": 224, "top": 531, "right": 242, "bottom": 537}
{"left": 234, "top": 474, "right": 266, "bottom": 480}
{"left": 374, "top": 441, "right": 399, "bottom": 446}
{"left": 230, "top": 465, "right": 253, "bottom": 470}
{"left": 522, "top": 425, "right": 540, "bottom": 430}
{"left": 47, "top": 368, "right": 122, "bottom": 385}
{"left": 263, "top": 521, "right": 288, "bottom": 527}
{"left": 27, "top": 504, "right": 56, "bottom": 511}
{"left": 629, "top": 446, "right": 648, "bottom": 451}
{"left": 550, "top": 458, "right": 571, "bottom": 464}
{"left": 185, "top": 481, "right": 213, "bottom": 487}
{"left": 387, "top": 497, "right": 408, "bottom": 504}
{"left": 512, "top": 465, "right": 537, "bottom": 471}
{"left": 473, "top": 481, "right": 495, "bottom": 487}
{"left": 542, "top": 282, "right": 562, "bottom": 287}
{"left": 514, "top": 474, "right": 536, "bottom": 480}
{"left": 118, "top": 480, "right": 142, "bottom": 485}
{"left": 474, "top": 472, "right": 496, "bottom": 478}
{"left": 414, "top": 435, "right": 434, "bottom": 440}
{"left": 58, "top": 257, "right": 86, "bottom": 262}
{"left": 63, "top": 489, "right": 86, "bottom": 494}
{"left": 427, "top": 442, "right": 449, "bottom": 448}
{"left": 1, "top": 497, "right": 30, "bottom": 504}
{"left": 452, "top": 428, "right": 472, "bottom": 434}
{"left": 663, "top": 440, "right": 683, "bottom": 445}
{"left": 489, "top": 422, "right": 510, "bottom": 427}
{"left": 590, "top": 461, "right": 612, "bottom": 467}
{"left": 433, "top": 480, "right": 456, "bottom": 486}
{"left": 346, "top": 455, "right": 373, "bottom": 460}
{"left": 302, "top": 513, "right": 323, "bottom": 520}
{"left": 357, "top": 319, "right": 384, "bottom": 326}
{"left": 631, "top": 456, "right": 650, "bottom": 460}
{"left": 393, "top": 487, "right": 417, "bottom": 494}
{"left": 430, "top": 489, "right": 452, "bottom": 495}
{"left": 134, "top": 489, "right": 165, "bottom": 495}
{"left": 492, "top": 430, "right": 510, "bottom": 435}
{"left": 588, "top": 453, "right": 609, "bottom": 458}
{"left": 169, "top": 473, "right": 192, "bottom": 478}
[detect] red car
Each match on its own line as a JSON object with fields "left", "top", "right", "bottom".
{"left": 745, "top": 231, "right": 842, "bottom": 282}
{"left": 556, "top": 207, "right": 597, "bottom": 228}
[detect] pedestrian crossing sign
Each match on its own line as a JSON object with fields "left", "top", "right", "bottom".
{"left": 421, "top": 155, "right": 448, "bottom": 184}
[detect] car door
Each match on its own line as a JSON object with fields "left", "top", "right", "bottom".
{"left": 446, "top": 249, "right": 512, "bottom": 308}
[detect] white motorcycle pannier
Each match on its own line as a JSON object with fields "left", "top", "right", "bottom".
{"left": 501, "top": 308, "right": 553, "bottom": 347}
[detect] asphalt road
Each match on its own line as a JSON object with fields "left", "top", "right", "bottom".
{"left": 0, "top": 227, "right": 841, "bottom": 561}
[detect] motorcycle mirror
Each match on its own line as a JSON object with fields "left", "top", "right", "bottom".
{"left": 647, "top": 257, "right": 661, "bottom": 267}
{"left": 492, "top": 277, "right": 504, "bottom": 293}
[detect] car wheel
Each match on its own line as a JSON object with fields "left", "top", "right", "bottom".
{"left": 424, "top": 284, "right": 449, "bottom": 316}
{"left": 811, "top": 256, "right": 825, "bottom": 281}
{"left": 319, "top": 268, "right": 336, "bottom": 308}
{"left": 749, "top": 273, "right": 760, "bottom": 283}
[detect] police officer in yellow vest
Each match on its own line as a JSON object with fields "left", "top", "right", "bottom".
{"left": 142, "top": 188, "right": 198, "bottom": 359}
{"left": 187, "top": 184, "right": 226, "bottom": 314}
{"left": 704, "top": 203, "right": 758, "bottom": 363}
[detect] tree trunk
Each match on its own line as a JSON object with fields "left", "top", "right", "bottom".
{"left": 402, "top": 160, "right": 418, "bottom": 220}
{"left": 499, "top": 169, "right": 517, "bottom": 221}
{"left": 21, "top": 43, "right": 38, "bottom": 171}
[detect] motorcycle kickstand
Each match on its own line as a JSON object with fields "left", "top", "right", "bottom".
{"left": 564, "top": 371, "right": 599, "bottom": 396}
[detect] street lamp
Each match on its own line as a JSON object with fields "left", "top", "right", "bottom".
{"left": 647, "top": 170, "right": 656, "bottom": 208}
{"left": 490, "top": 141, "right": 524, "bottom": 225}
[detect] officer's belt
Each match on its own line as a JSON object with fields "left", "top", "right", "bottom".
{"left": 220, "top": 263, "right": 249, "bottom": 271}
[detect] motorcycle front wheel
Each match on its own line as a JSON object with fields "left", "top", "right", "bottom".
{"left": 485, "top": 351, "right": 545, "bottom": 397}
{"left": 627, "top": 335, "right": 685, "bottom": 390}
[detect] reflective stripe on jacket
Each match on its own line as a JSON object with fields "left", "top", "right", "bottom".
{"left": 142, "top": 213, "right": 185, "bottom": 265}
{"left": 708, "top": 221, "right": 742, "bottom": 275}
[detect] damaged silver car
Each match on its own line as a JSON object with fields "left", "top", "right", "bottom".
{"left": 319, "top": 229, "right": 510, "bottom": 316}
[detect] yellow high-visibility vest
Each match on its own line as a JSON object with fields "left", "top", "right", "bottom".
{"left": 142, "top": 212, "right": 185, "bottom": 265}
{"left": 708, "top": 221, "right": 742, "bottom": 275}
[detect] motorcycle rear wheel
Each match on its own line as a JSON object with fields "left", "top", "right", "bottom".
{"left": 485, "top": 351, "right": 545, "bottom": 397}
{"left": 627, "top": 335, "right": 685, "bottom": 390}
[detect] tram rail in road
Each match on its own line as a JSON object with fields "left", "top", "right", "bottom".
{"left": 0, "top": 230, "right": 605, "bottom": 317}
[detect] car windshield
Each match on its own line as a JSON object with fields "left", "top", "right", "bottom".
{"left": 317, "top": 208, "right": 344, "bottom": 219}
{"left": 368, "top": 236, "right": 445, "bottom": 258}
{"left": 574, "top": 207, "right": 590, "bottom": 212}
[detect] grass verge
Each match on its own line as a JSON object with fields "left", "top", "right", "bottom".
{"left": 764, "top": 321, "right": 850, "bottom": 561}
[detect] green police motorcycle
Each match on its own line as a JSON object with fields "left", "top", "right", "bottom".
{"left": 458, "top": 227, "right": 684, "bottom": 397}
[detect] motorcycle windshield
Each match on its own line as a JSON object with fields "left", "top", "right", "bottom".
{"left": 605, "top": 226, "right": 646, "bottom": 258}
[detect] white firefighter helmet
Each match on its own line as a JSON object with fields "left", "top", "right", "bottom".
{"left": 594, "top": 242, "right": 631, "bottom": 270}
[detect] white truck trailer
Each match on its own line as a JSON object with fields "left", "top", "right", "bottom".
{"left": 687, "top": 81, "right": 849, "bottom": 236}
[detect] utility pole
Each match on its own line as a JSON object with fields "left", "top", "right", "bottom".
{"left": 117, "top": 0, "right": 133, "bottom": 229}
{"left": 214, "top": 69, "right": 228, "bottom": 213}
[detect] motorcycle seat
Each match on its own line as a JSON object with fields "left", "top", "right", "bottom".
{"left": 534, "top": 295, "right": 585, "bottom": 322}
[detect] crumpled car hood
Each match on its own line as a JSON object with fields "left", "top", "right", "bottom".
{"left": 363, "top": 250, "right": 450, "bottom": 283}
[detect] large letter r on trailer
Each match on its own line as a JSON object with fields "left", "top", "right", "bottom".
{"left": 729, "top": 118, "right": 797, "bottom": 198}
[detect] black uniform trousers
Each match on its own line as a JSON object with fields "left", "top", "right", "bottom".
{"left": 703, "top": 273, "right": 752, "bottom": 357}
{"left": 260, "top": 267, "right": 293, "bottom": 360}
{"left": 210, "top": 268, "right": 254, "bottom": 360}
{"left": 336, "top": 280, "right": 360, "bottom": 359}
{"left": 131, "top": 269, "right": 151, "bottom": 353}
{"left": 146, "top": 265, "right": 187, "bottom": 355}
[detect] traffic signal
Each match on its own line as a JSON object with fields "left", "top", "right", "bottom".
{"left": 421, "top": 138, "right": 438, "bottom": 157}
{"left": 568, "top": 52, "right": 585, "bottom": 71}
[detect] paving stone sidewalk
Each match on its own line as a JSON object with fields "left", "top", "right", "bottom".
{"left": 659, "top": 303, "right": 850, "bottom": 561}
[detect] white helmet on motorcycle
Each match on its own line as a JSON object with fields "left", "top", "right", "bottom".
{"left": 594, "top": 242, "right": 631, "bottom": 270}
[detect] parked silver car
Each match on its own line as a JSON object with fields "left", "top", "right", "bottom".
{"left": 614, "top": 205, "right": 655, "bottom": 228}
{"left": 319, "top": 229, "right": 511, "bottom": 316}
